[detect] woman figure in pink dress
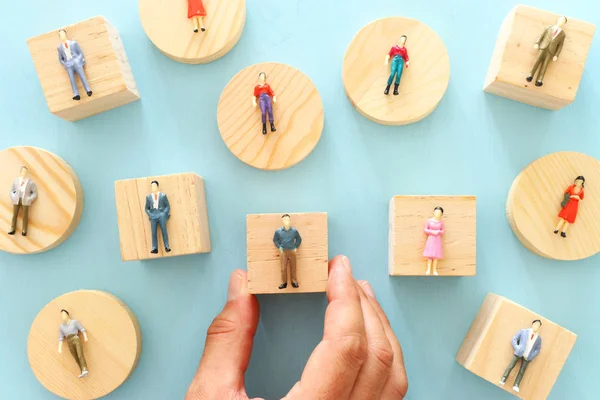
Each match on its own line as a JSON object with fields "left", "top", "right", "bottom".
{"left": 188, "top": 0, "right": 207, "bottom": 33}
{"left": 424, "top": 206, "right": 445, "bottom": 275}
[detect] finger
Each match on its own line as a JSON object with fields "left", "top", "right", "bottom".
{"left": 360, "top": 281, "right": 409, "bottom": 399}
{"left": 288, "top": 255, "right": 367, "bottom": 400}
{"left": 186, "top": 270, "right": 260, "bottom": 400}
{"left": 349, "top": 282, "right": 394, "bottom": 400}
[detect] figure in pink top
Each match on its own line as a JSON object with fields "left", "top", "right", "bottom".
{"left": 423, "top": 206, "right": 445, "bottom": 275}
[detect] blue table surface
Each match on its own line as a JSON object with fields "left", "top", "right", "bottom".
{"left": 1, "top": 0, "right": 598, "bottom": 399}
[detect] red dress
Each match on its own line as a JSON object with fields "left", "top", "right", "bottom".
{"left": 188, "top": 0, "right": 206, "bottom": 18}
{"left": 558, "top": 185, "right": 584, "bottom": 224}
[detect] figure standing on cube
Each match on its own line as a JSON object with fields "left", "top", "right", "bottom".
{"left": 145, "top": 180, "right": 171, "bottom": 254}
{"left": 500, "top": 319, "right": 543, "bottom": 393}
{"left": 57, "top": 29, "right": 92, "bottom": 101}
{"left": 526, "top": 16, "right": 567, "bottom": 87}
{"left": 273, "top": 214, "right": 302, "bottom": 289}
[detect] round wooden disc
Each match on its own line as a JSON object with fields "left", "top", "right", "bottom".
{"left": 342, "top": 17, "right": 450, "bottom": 125}
{"left": 0, "top": 146, "right": 83, "bottom": 254}
{"left": 28, "top": 290, "right": 142, "bottom": 400}
{"left": 506, "top": 151, "right": 600, "bottom": 260}
{"left": 139, "top": 0, "right": 246, "bottom": 64}
{"left": 217, "top": 62, "right": 324, "bottom": 170}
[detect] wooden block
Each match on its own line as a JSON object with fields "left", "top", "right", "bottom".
{"left": 0, "top": 146, "right": 83, "bottom": 255}
{"left": 217, "top": 62, "right": 324, "bottom": 170}
{"left": 484, "top": 5, "right": 595, "bottom": 110}
{"left": 28, "top": 290, "right": 142, "bottom": 400}
{"left": 139, "top": 0, "right": 246, "bottom": 64}
{"left": 456, "top": 293, "right": 577, "bottom": 400}
{"left": 114, "top": 173, "right": 211, "bottom": 261}
{"left": 247, "top": 213, "right": 328, "bottom": 294}
{"left": 388, "top": 196, "right": 476, "bottom": 276}
{"left": 507, "top": 151, "right": 600, "bottom": 260}
{"left": 343, "top": 17, "right": 450, "bottom": 125}
{"left": 27, "top": 16, "right": 140, "bottom": 121}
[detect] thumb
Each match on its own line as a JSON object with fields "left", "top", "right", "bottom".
{"left": 187, "top": 270, "right": 260, "bottom": 399}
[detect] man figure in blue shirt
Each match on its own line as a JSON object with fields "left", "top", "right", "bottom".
{"left": 273, "top": 214, "right": 302, "bottom": 289}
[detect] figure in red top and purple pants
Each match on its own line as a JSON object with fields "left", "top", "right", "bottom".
{"left": 252, "top": 72, "right": 277, "bottom": 135}
{"left": 384, "top": 35, "right": 410, "bottom": 95}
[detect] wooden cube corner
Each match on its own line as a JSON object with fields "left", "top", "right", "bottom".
{"left": 388, "top": 195, "right": 476, "bottom": 276}
{"left": 115, "top": 173, "right": 211, "bottom": 261}
{"left": 456, "top": 294, "right": 577, "bottom": 400}
{"left": 483, "top": 5, "right": 595, "bottom": 110}
{"left": 27, "top": 16, "right": 140, "bottom": 121}
{"left": 247, "top": 212, "right": 328, "bottom": 294}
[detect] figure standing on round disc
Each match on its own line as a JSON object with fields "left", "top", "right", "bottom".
{"left": 384, "top": 35, "right": 410, "bottom": 96}
{"left": 252, "top": 72, "right": 277, "bottom": 135}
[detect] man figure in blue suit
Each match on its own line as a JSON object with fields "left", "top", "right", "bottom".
{"left": 500, "top": 319, "right": 543, "bottom": 393}
{"left": 145, "top": 180, "right": 171, "bottom": 254}
{"left": 57, "top": 29, "right": 93, "bottom": 101}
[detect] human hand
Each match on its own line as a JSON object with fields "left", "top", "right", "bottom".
{"left": 533, "top": 43, "right": 539, "bottom": 50}
{"left": 553, "top": 55, "right": 558, "bottom": 62}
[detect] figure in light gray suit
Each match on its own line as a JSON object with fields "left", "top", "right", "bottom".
{"left": 145, "top": 180, "right": 171, "bottom": 254}
{"left": 57, "top": 29, "right": 92, "bottom": 101}
{"left": 500, "top": 319, "right": 543, "bottom": 393}
{"left": 8, "top": 166, "right": 38, "bottom": 236}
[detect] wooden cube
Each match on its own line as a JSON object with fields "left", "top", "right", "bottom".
{"left": 27, "top": 16, "right": 140, "bottom": 121}
{"left": 115, "top": 173, "right": 211, "bottom": 261}
{"left": 247, "top": 213, "right": 328, "bottom": 294}
{"left": 456, "top": 294, "right": 577, "bottom": 400}
{"left": 388, "top": 195, "right": 476, "bottom": 276}
{"left": 484, "top": 5, "right": 595, "bottom": 110}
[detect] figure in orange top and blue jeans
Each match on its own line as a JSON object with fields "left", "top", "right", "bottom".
{"left": 384, "top": 35, "right": 410, "bottom": 96}
{"left": 252, "top": 72, "right": 277, "bottom": 134}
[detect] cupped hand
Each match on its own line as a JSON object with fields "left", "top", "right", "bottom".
{"left": 186, "top": 256, "right": 408, "bottom": 400}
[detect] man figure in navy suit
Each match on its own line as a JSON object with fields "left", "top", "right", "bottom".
{"left": 57, "top": 29, "right": 92, "bottom": 100}
{"left": 500, "top": 319, "right": 543, "bottom": 393}
{"left": 145, "top": 180, "right": 171, "bottom": 254}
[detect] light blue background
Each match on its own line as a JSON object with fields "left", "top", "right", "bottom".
{"left": 0, "top": 0, "right": 598, "bottom": 399}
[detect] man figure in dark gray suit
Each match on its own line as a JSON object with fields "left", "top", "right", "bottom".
{"left": 57, "top": 29, "right": 93, "bottom": 101}
{"left": 145, "top": 180, "right": 171, "bottom": 254}
{"left": 8, "top": 166, "right": 38, "bottom": 236}
{"left": 526, "top": 16, "right": 567, "bottom": 87}
{"left": 500, "top": 319, "right": 543, "bottom": 393}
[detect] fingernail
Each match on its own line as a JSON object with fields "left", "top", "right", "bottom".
{"left": 341, "top": 256, "right": 352, "bottom": 272}
{"left": 227, "top": 272, "right": 244, "bottom": 301}
{"left": 361, "top": 281, "right": 376, "bottom": 299}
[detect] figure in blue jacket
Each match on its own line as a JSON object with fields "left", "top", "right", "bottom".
{"left": 145, "top": 180, "right": 171, "bottom": 254}
{"left": 57, "top": 29, "right": 92, "bottom": 100}
{"left": 500, "top": 319, "right": 543, "bottom": 393}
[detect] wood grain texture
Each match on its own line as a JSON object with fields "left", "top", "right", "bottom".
{"left": 28, "top": 290, "right": 142, "bottom": 400}
{"left": 0, "top": 146, "right": 83, "bottom": 255}
{"left": 247, "top": 213, "right": 328, "bottom": 294}
{"left": 115, "top": 173, "right": 211, "bottom": 261}
{"left": 139, "top": 0, "right": 246, "bottom": 64}
{"left": 218, "top": 62, "right": 324, "bottom": 170}
{"left": 27, "top": 16, "right": 140, "bottom": 121}
{"left": 484, "top": 5, "right": 595, "bottom": 110}
{"left": 456, "top": 293, "right": 577, "bottom": 400}
{"left": 506, "top": 151, "right": 600, "bottom": 260}
{"left": 388, "top": 196, "right": 476, "bottom": 276}
{"left": 343, "top": 17, "right": 450, "bottom": 125}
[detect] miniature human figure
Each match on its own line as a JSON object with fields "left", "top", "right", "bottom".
{"left": 58, "top": 309, "right": 89, "bottom": 378}
{"left": 500, "top": 319, "right": 543, "bottom": 393}
{"left": 526, "top": 16, "right": 567, "bottom": 87}
{"left": 273, "top": 214, "right": 302, "bottom": 289}
{"left": 57, "top": 29, "right": 93, "bottom": 101}
{"left": 145, "top": 180, "right": 171, "bottom": 254}
{"left": 384, "top": 35, "right": 410, "bottom": 95}
{"left": 423, "top": 206, "right": 445, "bottom": 275}
{"left": 8, "top": 166, "right": 38, "bottom": 237}
{"left": 252, "top": 72, "right": 277, "bottom": 135}
{"left": 554, "top": 176, "right": 585, "bottom": 238}
{"left": 188, "top": 0, "right": 207, "bottom": 33}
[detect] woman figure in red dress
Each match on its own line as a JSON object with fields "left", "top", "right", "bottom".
{"left": 188, "top": 0, "right": 207, "bottom": 33}
{"left": 554, "top": 176, "right": 585, "bottom": 238}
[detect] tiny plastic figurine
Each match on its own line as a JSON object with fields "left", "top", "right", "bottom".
{"left": 58, "top": 309, "right": 89, "bottom": 378}
{"left": 384, "top": 35, "right": 410, "bottom": 96}
{"left": 8, "top": 166, "right": 38, "bottom": 237}
{"left": 57, "top": 29, "right": 93, "bottom": 101}
{"left": 188, "top": 0, "right": 207, "bottom": 33}
{"left": 554, "top": 176, "right": 585, "bottom": 238}
{"left": 273, "top": 214, "right": 302, "bottom": 289}
{"left": 145, "top": 180, "right": 171, "bottom": 254}
{"left": 423, "top": 206, "right": 445, "bottom": 275}
{"left": 500, "top": 319, "right": 543, "bottom": 393}
{"left": 526, "top": 16, "right": 567, "bottom": 87}
{"left": 252, "top": 72, "right": 277, "bottom": 135}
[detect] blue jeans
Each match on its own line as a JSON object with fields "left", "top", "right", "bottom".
{"left": 387, "top": 56, "right": 404, "bottom": 86}
{"left": 151, "top": 217, "right": 170, "bottom": 250}
{"left": 65, "top": 64, "right": 91, "bottom": 97}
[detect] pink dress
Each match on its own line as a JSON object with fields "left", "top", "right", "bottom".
{"left": 423, "top": 219, "right": 444, "bottom": 260}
